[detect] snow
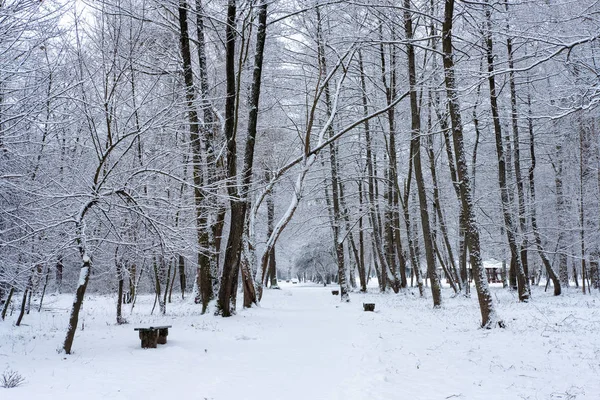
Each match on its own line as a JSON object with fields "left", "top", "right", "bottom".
{"left": 77, "top": 266, "right": 90, "bottom": 287}
{"left": 1, "top": 284, "right": 599, "bottom": 399}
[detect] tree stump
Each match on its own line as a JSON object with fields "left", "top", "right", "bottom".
{"left": 331, "top": 290, "right": 339, "bottom": 295}
{"left": 363, "top": 303, "right": 375, "bottom": 312}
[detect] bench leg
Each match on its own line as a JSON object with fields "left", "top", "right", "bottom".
{"left": 157, "top": 328, "right": 169, "bottom": 345}
{"left": 139, "top": 330, "right": 158, "bottom": 348}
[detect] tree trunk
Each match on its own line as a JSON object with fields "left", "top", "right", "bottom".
{"left": 435, "top": 96, "right": 469, "bottom": 295}
{"left": 129, "top": 263, "right": 136, "bottom": 303}
{"left": 554, "top": 144, "right": 569, "bottom": 288}
{"left": 63, "top": 256, "right": 91, "bottom": 354}
{"left": 217, "top": 0, "right": 242, "bottom": 317}
{"left": 404, "top": 0, "right": 442, "bottom": 307}
{"left": 379, "top": 25, "right": 402, "bottom": 294}
{"left": 163, "top": 259, "right": 172, "bottom": 307}
{"left": 527, "top": 83, "right": 560, "bottom": 295}
{"left": 15, "top": 275, "right": 31, "bottom": 327}
{"left": 443, "top": 0, "right": 502, "bottom": 328}
{"left": 579, "top": 122, "right": 588, "bottom": 295}
{"left": 428, "top": 126, "right": 460, "bottom": 292}
{"left": 358, "top": 49, "right": 388, "bottom": 293}
{"left": 505, "top": 1, "right": 530, "bottom": 291}
{"left": 178, "top": 0, "right": 212, "bottom": 313}
{"left": 317, "top": 5, "right": 349, "bottom": 302}
{"left": 401, "top": 146, "right": 425, "bottom": 296}
{"left": 38, "top": 266, "right": 50, "bottom": 312}
{"left": 1, "top": 287, "right": 14, "bottom": 320}
{"left": 178, "top": 255, "right": 186, "bottom": 299}
{"left": 152, "top": 256, "right": 166, "bottom": 316}
{"left": 483, "top": 5, "right": 529, "bottom": 301}
{"left": 357, "top": 181, "right": 367, "bottom": 292}
{"left": 265, "top": 176, "right": 279, "bottom": 289}
{"left": 55, "top": 255, "right": 63, "bottom": 294}
{"left": 116, "top": 261, "right": 126, "bottom": 324}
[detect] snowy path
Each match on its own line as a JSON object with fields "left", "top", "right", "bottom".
{"left": 2, "top": 283, "right": 600, "bottom": 399}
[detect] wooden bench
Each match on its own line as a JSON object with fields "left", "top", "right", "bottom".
{"left": 134, "top": 325, "right": 172, "bottom": 349}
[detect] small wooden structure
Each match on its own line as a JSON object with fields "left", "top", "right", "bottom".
{"left": 134, "top": 325, "right": 172, "bottom": 348}
{"left": 363, "top": 303, "right": 375, "bottom": 312}
{"left": 331, "top": 290, "right": 339, "bottom": 295}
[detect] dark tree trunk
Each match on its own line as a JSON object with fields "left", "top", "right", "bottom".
{"left": 55, "top": 256, "right": 63, "bottom": 294}
{"left": 38, "top": 266, "right": 50, "bottom": 312}
{"left": 358, "top": 49, "right": 388, "bottom": 293}
{"left": 527, "top": 84, "right": 561, "bottom": 295}
{"left": 152, "top": 256, "right": 166, "bottom": 316}
{"left": 357, "top": 181, "right": 367, "bottom": 292}
{"left": 428, "top": 132, "right": 460, "bottom": 291}
{"left": 1, "top": 287, "right": 14, "bottom": 320}
{"left": 178, "top": 0, "right": 212, "bottom": 313}
{"left": 220, "top": 0, "right": 267, "bottom": 313}
{"left": 178, "top": 255, "right": 186, "bottom": 299}
{"left": 241, "top": 0, "right": 268, "bottom": 306}
{"left": 129, "top": 263, "right": 136, "bottom": 303}
{"left": 404, "top": 0, "right": 442, "bottom": 307}
{"left": 116, "top": 261, "right": 126, "bottom": 324}
{"left": 579, "top": 123, "right": 588, "bottom": 295}
{"left": 378, "top": 25, "right": 402, "bottom": 294}
{"left": 63, "top": 256, "right": 91, "bottom": 354}
{"left": 443, "top": 0, "right": 502, "bottom": 328}
{"left": 435, "top": 100, "right": 469, "bottom": 295}
{"left": 266, "top": 181, "right": 278, "bottom": 288}
{"left": 505, "top": 2, "right": 530, "bottom": 292}
{"left": 163, "top": 260, "right": 173, "bottom": 306}
{"left": 554, "top": 144, "right": 569, "bottom": 288}
{"left": 15, "top": 275, "right": 31, "bottom": 327}
{"left": 168, "top": 259, "right": 177, "bottom": 303}
{"left": 401, "top": 145, "right": 425, "bottom": 296}
{"left": 217, "top": 0, "right": 242, "bottom": 317}
{"left": 316, "top": 5, "right": 349, "bottom": 302}
{"left": 483, "top": 5, "right": 529, "bottom": 301}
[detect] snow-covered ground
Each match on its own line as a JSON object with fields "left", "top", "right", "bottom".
{"left": 1, "top": 283, "right": 599, "bottom": 399}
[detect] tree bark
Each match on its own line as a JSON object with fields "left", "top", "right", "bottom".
{"left": 443, "top": 0, "right": 502, "bottom": 328}
{"left": 63, "top": 256, "right": 91, "bottom": 354}
{"left": 178, "top": 255, "right": 186, "bottom": 299}
{"left": 116, "top": 261, "right": 126, "bottom": 324}
{"left": 527, "top": 83, "right": 561, "bottom": 295}
{"left": 427, "top": 119, "right": 460, "bottom": 292}
{"left": 178, "top": 0, "right": 211, "bottom": 313}
{"left": 316, "top": 5, "right": 350, "bottom": 302}
{"left": 358, "top": 49, "right": 388, "bottom": 293}
{"left": 15, "top": 274, "right": 31, "bottom": 326}
{"left": 217, "top": 0, "right": 242, "bottom": 317}
{"left": 505, "top": 1, "right": 530, "bottom": 290}
{"left": 220, "top": 0, "right": 268, "bottom": 312}
{"left": 554, "top": 143, "right": 569, "bottom": 288}
{"left": 483, "top": 4, "right": 529, "bottom": 301}
{"left": 379, "top": 25, "right": 402, "bottom": 293}
{"left": 404, "top": 0, "right": 442, "bottom": 306}
{"left": 1, "top": 287, "right": 14, "bottom": 320}
{"left": 401, "top": 144, "right": 425, "bottom": 296}
{"left": 195, "top": 0, "right": 223, "bottom": 304}
{"left": 357, "top": 180, "right": 367, "bottom": 292}
{"left": 38, "top": 266, "right": 50, "bottom": 312}
{"left": 55, "top": 255, "right": 63, "bottom": 294}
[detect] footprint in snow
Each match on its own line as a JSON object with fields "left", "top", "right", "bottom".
{"left": 235, "top": 335, "right": 257, "bottom": 341}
